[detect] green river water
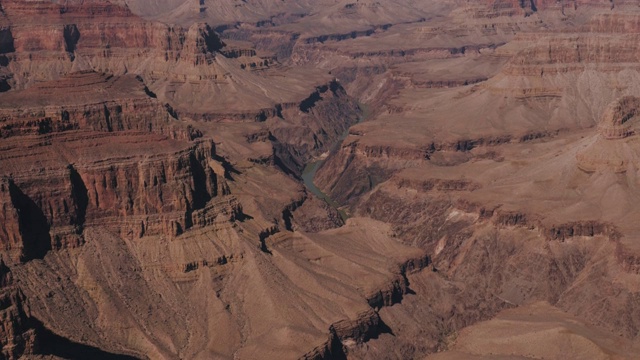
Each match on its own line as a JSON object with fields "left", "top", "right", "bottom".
{"left": 300, "top": 104, "right": 369, "bottom": 222}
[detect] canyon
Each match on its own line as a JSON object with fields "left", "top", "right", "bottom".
{"left": 1, "top": 0, "right": 640, "bottom": 359}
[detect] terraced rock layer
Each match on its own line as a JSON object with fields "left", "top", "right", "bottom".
{"left": 2, "top": 0, "right": 640, "bottom": 359}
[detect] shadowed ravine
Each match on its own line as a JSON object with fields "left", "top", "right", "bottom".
{"left": 301, "top": 160, "right": 349, "bottom": 220}
{"left": 301, "top": 104, "right": 369, "bottom": 221}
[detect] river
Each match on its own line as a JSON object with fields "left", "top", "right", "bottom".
{"left": 301, "top": 159, "right": 348, "bottom": 220}
{"left": 301, "top": 104, "right": 368, "bottom": 221}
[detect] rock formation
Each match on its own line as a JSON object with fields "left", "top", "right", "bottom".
{"left": 599, "top": 96, "right": 640, "bottom": 139}
{"left": 1, "top": 0, "right": 640, "bottom": 359}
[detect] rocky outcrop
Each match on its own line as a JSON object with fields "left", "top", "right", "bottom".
{"left": 493, "top": 210, "right": 536, "bottom": 228}
{"left": 502, "top": 32, "right": 640, "bottom": 77}
{"left": 598, "top": 96, "right": 640, "bottom": 139}
{"left": 0, "top": 132, "right": 233, "bottom": 262}
{"left": 300, "top": 331, "right": 345, "bottom": 360}
{"left": 491, "top": 209, "right": 620, "bottom": 242}
{"left": 0, "top": 180, "right": 29, "bottom": 261}
{"left": 545, "top": 221, "right": 621, "bottom": 241}
{"left": 0, "top": 261, "right": 135, "bottom": 359}
{"left": 0, "top": 0, "right": 261, "bottom": 93}
{"left": 0, "top": 177, "right": 53, "bottom": 262}
{"left": 301, "top": 252, "right": 430, "bottom": 359}
{"left": 76, "top": 139, "right": 227, "bottom": 238}
{"left": 0, "top": 262, "right": 37, "bottom": 359}
{"left": 330, "top": 309, "right": 389, "bottom": 345}
{"left": 0, "top": 67, "right": 237, "bottom": 262}
{"left": 367, "top": 252, "right": 433, "bottom": 309}
{"left": 576, "top": 97, "right": 640, "bottom": 173}
{"left": 367, "top": 276, "right": 407, "bottom": 310}
{"left": 0, "top": 72, "right": 198, "bottom": 140}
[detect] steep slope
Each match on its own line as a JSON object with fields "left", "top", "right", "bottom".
{"left": 0, "top": 2, "right": 405, "bottom": 358}
{"left": 2, "top": 0, "right": 640, "bottom": 359}
{"left": 307, "top": 3, "right": 640, "bottom": 359}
